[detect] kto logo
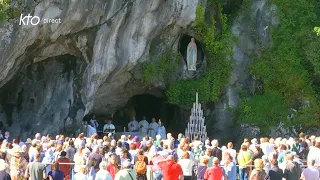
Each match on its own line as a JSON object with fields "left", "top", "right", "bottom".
{"left": 19, "top": 14, "right": 62, "bottom": 26}
{"left": 19, "top": 14, "right": 40, "bottom": 25}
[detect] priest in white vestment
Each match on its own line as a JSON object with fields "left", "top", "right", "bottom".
{"left": 139, "top": 116, "right": 149, "bottom": 137}
{"left": 128, "top": 117, "right": 139, "bottom": 132}
{"left": 148, "top": 118, "right": 158, "bottom": 139}
{"left": 89, "top": 115, "right": 99, "bottom": 130}
{"left": 87, "top": 123, "right": 97, "bottom": 137}
{"left": 157, "top": 120, "right": 166, "bottom": 140}
{"left": 103, "top": 120, "right": 115, "bottom": 134}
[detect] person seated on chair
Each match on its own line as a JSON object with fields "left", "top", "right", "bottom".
{"left": 103, "top": 120, "right": 115, "bottom": 135}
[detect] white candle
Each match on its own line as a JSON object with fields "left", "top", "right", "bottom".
{"left": 196, "top": 92, "right": 198, "bottom": 104}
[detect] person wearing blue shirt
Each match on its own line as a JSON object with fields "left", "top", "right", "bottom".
{"left": 224, "top": 155, "right": 237, "bottom": 180}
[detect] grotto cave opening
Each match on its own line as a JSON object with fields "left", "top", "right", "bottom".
{"left": 110, "top": 94, "right": 184, "bottom": 135}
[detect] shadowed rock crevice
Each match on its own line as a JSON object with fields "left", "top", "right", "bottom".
{"left": 0, "top": 54, "right": 86, "bottom": 137}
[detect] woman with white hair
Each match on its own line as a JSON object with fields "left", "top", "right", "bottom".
{"left": 115, "top": 160, "right": 136, "bottom": 180}
{"left": 0, "top": 159, "right": 10, "bottom": 180}
{"left": 96, "top": 161, "right": 112, "bottom": 180}
{"left": 9, "top": 147, "right": 28, "bottom": 180}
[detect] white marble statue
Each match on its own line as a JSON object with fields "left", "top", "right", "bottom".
{"left": 187, "top": 38, "right": 197, "bottom": 71}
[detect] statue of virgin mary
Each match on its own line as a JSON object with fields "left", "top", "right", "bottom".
{"left": 187, "top": 38, "right": 197, "bottom": 71}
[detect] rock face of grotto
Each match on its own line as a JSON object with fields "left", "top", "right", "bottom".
{"left": 0, "top": 0, "right": 279, "bottom": 143}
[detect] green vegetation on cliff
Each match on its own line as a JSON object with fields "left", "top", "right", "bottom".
{"left": 0, "top": 0, "right": 22, "bottom": 22}
{"left": 238, "top": 0, "right": 320, "bottom": 133}
{"left": 166, "top": 0, "right": 233, "bottom": 105}
{"left": 143, "top": 49, "right": 181, "bottom": 84}
{"left": 0, "top": 0, "right": 10, "bottom": 21}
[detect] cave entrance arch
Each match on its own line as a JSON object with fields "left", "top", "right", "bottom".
{"left": 113, "top": 94, "right": 183, "bottom": 135}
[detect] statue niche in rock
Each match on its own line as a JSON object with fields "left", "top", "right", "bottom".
{"left": 187, "top": 38, "right": 197, "bottom": 71}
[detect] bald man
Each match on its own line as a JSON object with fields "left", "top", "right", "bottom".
{"left": 158, "top": 155, "right": 184, "bottom": 180}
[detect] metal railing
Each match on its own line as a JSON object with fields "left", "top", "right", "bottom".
{"left": 48, "top": 161, "right": 309, "bottom": 180}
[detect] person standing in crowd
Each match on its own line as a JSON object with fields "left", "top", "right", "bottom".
{"left": 158, "top": 155, "right": 184, "bottom": 180}
{"left": 204, "top": 157, "right": 226, "bottom": 180}
{"left": 115, "top": 160, "right": 136, "bottom": 180}
{"left": 48, "top": 162, "right": 64, "bottom": 180}
{"left": 237, "top": 144, "right": 251, "bottom": 180}
{"left": 249, "top": 158, "right": 267, "bottom": 180}
{"left": 266, "top": 159, "right": 283, "bottom": 180}
{"left": 139, "top": 116, "right": 149, "bottom": 137}
{"left": 87, "top": 121, "right": 97, "bottom": 138}
{"left": 224, "top": 155, "right": 236, "bottom": 180}
{"left": 283, "top": 153, "right": 301, "bottom": 180}
{"left": 10, "top": 147, "right": 28, "bottom": 180}
{"left": 25, "top": 152, "right": 46, "bottom": 180}
{"left": 107, "top": 154, "right": 120, "bottom": 179}
{"left": 307, "top": 137, "right": 320, "bottom": 168}
{"left": 128, "top": 117, "right": 139, "bottom": 132}
{"left": 56, "top": 151, "right": 71, "bottom": 180}
{"left": 134, "top": 149, "right": 148, "bottom": 180}
{"left": 4, "top": 131, "right": 10, "bottom": 142}
{"left": 211, "top": 140, "right": 222, "bottom": 161}
{"left": 300, "top": 159, "right": 319, "bottom": 180}
{"left": 224, "top": 142, "right": 237, "bottom": 164}
{"left": 103, "top": 120, "right": 116, "bottom": 135}
{"left": 157, "top": 119, "right": 166, "bottom": 140}
{"left": 90, "top": 115, "right": 99, "bottom": 131}
{"left": 65, "top": 140, "right": 76, "bottom": 161}
{"left": 197, "top": 157, "right": 208, "bottom": 180}
{"left": 0, "top": 159, "right": 11, "bottom": 180}
{"left": 88, "top": 147, "right": 104, "bottom": 170}
{"left": 178, "top": 151, "right": 194, "bottom": 180}
{"left": 148, "top": 118, "right": 158, "bottom": 139}
{"left": 96, "top": 161, "right": 112, "bottom": 180}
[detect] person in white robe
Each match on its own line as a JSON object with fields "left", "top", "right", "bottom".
{"left": 128, "top": 117, "right": 139, "bottom": 132}
{"left": 103, "top": 120, "right": 115, "bottom": 134}
{"left": 139, "top": 116, "right": 149, "bottom": 137}
{"left": 148, "top": 118, "right": 158, "bottom": 139}
{"left": 87, "top": 123, "right": 97, "bottom": 137}
{"left": 89, "top": 115, "right": 99, "bottom": 130}
{"left": 157, "top": 120, "right": 166, "bottom": 140}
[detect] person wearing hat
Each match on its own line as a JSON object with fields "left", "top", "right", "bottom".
{"left": 9, "top": 147, "right": 28, "bottom": 180}
{"left": 114, "top": 159, "right": 136, "bottom": 180}
{"left": 133, "top": 136, "right": 141, "bottom": 149}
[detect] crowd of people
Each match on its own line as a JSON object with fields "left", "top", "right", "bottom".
{"left": 0, "top": 124, "right": 319, "bottom": 180}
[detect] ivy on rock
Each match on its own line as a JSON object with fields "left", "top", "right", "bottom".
{"left": 238, "top": 0, "right": 320, "bottom": 133}
{"left": 166, "top": 0, "right": 233, "bottom": 105}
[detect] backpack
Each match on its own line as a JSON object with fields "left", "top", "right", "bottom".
{"left": 135, "top": 155, "right": 147, "bottom": 174}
